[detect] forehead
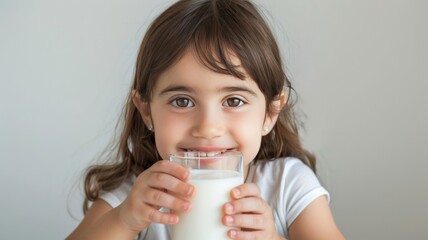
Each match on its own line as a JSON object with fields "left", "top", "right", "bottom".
{"left": 153, "top": 49, "right": 263, "bottom": 96}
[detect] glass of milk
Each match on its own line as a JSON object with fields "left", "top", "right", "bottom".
{"left": 169, "top": 151, "right": 243, "bottom": 240}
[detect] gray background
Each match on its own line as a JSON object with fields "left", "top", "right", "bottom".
{"left": 1, "top": 0, "right": 427, "bottom": 239}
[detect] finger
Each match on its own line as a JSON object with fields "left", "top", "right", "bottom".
{"left": 151, "top": 160, "right": 191, "bottom": 181}
{"left": 223, "top": 213, "right": 266, "bottom": 230}
{"left": 144, "top": 188, "right": 191, "bottom": 212}
{"left": 144, "top": 205, "right": 179, "bottom": 225}
{"left": 148, "top": 172, "right": 194, "bottom": 198}
{"left": 230, "top": 183, "right": 260, "bottom": 199}
{"left": 224, "top": 197, "right": 269, "bottom": 215}
{"left": 228, "top": 229, "right": 265, "bottom": 240}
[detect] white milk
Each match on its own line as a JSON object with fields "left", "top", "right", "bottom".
{"left": 172, "top": 170, "right": 243, "bottom": 240}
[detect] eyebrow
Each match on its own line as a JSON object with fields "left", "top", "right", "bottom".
{"left": 159, "top": 84, "right": 258, "bottom": 97}
{"left": 221, "top": 86, "right": 258, "bottom": 97}
{"left": 159, "top": 85, "right": 195, "bottom": 95}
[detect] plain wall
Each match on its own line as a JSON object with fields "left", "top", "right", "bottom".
{"left": 1, "top": 0, "right": 427, "bottom": 239}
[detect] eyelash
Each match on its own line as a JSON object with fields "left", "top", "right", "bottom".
{"left": 169, "top": 97, "right": 246, "bottom": 108}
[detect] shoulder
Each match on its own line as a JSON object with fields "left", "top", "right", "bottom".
{"left": 247, "top": 157, "right": 319, "bottom": 187}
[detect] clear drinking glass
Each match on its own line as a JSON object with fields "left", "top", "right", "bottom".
{"left": 169, "top": 151, "right": 244, "bottom": 240}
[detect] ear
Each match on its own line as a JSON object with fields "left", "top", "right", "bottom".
{"left": 262, "top": 90, "right": 288, "bottom": 136}
{"left": 132, "top": 89, "right": 153, "bottom": 129}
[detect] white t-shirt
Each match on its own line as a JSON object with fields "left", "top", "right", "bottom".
{"left": 100, "top": 157, "right": 329, "bottom": 239}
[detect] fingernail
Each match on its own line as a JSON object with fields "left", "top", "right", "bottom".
{"left": 187, "top": 186, "right": 194, "bottom": 196}
{"left": 169, "top": 215, "right": 178, "bottom": 224}
{"left": 182, "top": 202, "right": 191, "bottom": 211}
{"left": 230, "top": 229, "right": 237, "bottom": 238}
{"left": 233, "top": 188, "right": 240, "bottom": 196}
{"left": 225, "top": 203, "right": 233, "bottom": 214}
{"left": 225, "top": 216, "right": 234, "bottom": 225}
{"left": 182, "top": 171, "right": 189, "bottom": 180}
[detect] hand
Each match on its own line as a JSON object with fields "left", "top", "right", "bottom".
{"left": 116, "top": 160, "right": 195, "bottom": 232}
{"left": 222, "top": 183, "right": 285, "bottom": 240}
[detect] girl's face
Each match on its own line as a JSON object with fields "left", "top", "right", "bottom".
{"left": 135, "top": 50, "right": 278, "bottom": 173}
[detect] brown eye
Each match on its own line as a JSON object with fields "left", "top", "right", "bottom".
{"left": 171, "top": 97, "right": 194, "bottom": 108}
{"left": 223, "top": 98, "right": 244, "bottom": 107}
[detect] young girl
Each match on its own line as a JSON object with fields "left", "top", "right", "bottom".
{"left": 67, "top": 0, "right": 344, "bottom": 239}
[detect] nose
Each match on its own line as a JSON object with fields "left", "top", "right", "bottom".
{"left": 191, "top": 108, "right": 226, "bottom": 139}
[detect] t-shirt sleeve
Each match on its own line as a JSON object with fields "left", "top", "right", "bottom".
{"left": 282, "top": 159, "right": 330, "bottom": 227}
{"left": 99, "top": 177, "right": 134, "bottom": 208}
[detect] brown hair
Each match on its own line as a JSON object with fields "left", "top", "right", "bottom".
{"left": 83, "top": 0, "right": 315, "bottom": 212}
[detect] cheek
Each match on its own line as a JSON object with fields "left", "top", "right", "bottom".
{"left": 230, "top": 109, "right": 265, "bottom": 163}
{"left": 151, "top": 112, "right": 187, "bottom": 159}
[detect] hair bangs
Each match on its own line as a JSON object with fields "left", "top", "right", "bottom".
{"left": 190, "top": 16, "right": 247, "bottom": 80}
